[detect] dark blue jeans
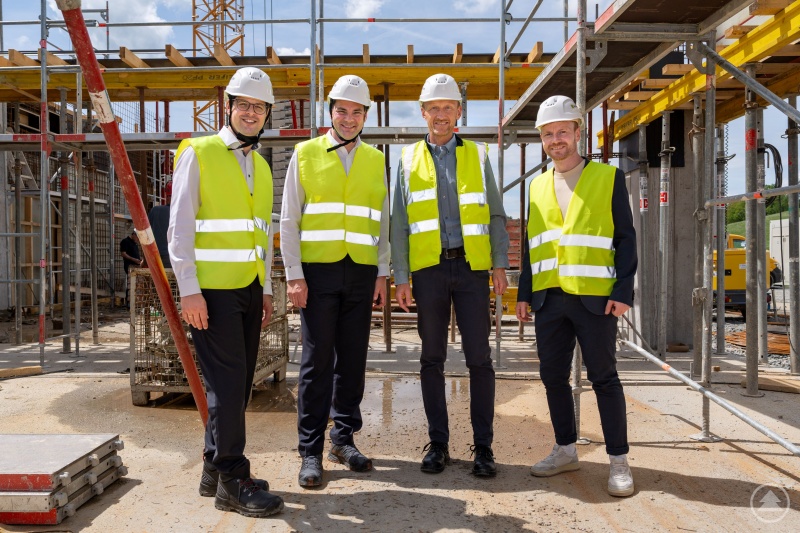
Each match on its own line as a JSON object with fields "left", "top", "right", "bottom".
{"left": 534, "top": 288, "right": 629, "bottom": 455}
{"left": 192, "top": 278, "right": 263, "bottom": 480}
{"left": 297, "top": 256, "right": 377, "bottom": 456}
{"left": 412, "top": 256, "right": 495, "bottom": 446}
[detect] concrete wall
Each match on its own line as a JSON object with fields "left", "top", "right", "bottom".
{"left": 626, "top": 109, "right": 697, "bottom": 348}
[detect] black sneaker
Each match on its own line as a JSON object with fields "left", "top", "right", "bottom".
{"left": 421, "top": 441, "right": 450, "bottom": 473}
{"left": 471, "top": 444, "right": 497, "bottom": 478}
{"left": 214, "top": 477, "right": 283, "bottom": 518}
{"left": 328, "top": 444, "right": 373, "bottom": 472}
{"left": 298, "top": 455, "right": 323, "bottom": 488}
{"left": 199, "top": 460, "right": 269, "bottom": 497}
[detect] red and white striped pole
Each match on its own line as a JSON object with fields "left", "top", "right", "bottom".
{"left": 56, "top": 0, "right": 208, "bottom": 425}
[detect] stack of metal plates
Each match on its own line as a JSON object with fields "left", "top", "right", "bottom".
{"left": 0, "top": 434, "right": 126, "bottom": 525}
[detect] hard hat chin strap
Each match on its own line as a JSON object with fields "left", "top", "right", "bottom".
{"left": 326, "top": 126, "right": 362, "bottom": 152}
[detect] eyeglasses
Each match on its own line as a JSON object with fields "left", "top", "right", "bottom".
{"left": 233, "top": 99, "right": 269, "bottom": 115}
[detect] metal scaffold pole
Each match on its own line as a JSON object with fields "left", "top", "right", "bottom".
{"left": 495, "top": 0, "right": 508, "bottom": 367}
{"left": 692, "top": 95, "right": 704, "bottom": 377}
{"left": 658, "top": 111, "right": 673, "bottom": 361}
{"left": 743, "top": 64, "right": 763, "bottom": 398}
{"left": 13, "top": 105, "right": 23, "bottom": 345}
{"left": 573, "top": 0, "right": 588, "bottom": 444}
{"left": 74, "top": 72, "right": 83, "bottom": 356}
{"left": 715, "top": 125, "right": 727, "bottom": 355}
{"left": 638, "top": 124, "right": 650, "bottom": 347}
{"left": 38, "top": 0, "right": 49, "bottom": 367}
{"left": 789, "top": 95, "right": 799, "bottom": 375}
{"left": 59, "top": 89, "right": 71, "bottom": 354}
{"left": 309, "top": 0, "right": 316, "bottom": 138}
{"left": 56, "top": 0, "right": 208, "bottom": 425}
{"left": 756, "top": 106, "right": 768, "bottom": 363}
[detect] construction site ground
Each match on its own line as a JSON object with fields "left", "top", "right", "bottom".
{"left": 0, "top": 312, "right": 799, "bottom": 532}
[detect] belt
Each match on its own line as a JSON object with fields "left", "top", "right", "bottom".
{"left": 440, "top": 246, "right": 466, "bottom": 260}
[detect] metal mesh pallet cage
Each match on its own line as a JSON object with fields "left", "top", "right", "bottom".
{"left": 129, "top": 268, "right": 288, "bottom": 406}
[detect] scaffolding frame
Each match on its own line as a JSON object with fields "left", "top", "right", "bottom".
{"left": 0, "top": 0, "right": 798, "bottom": 454}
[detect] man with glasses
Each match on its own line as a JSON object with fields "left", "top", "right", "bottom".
{"left": 391, "top": 73, "right": 509, "bottom": 478}
{"left": 281, "top": 75, "right": 389, "bottom": 488}
{"left": 169, "top": 67, "right": 284, "bottom": 517}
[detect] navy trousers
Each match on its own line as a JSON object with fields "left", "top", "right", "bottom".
{"left": 297, "top": 256, "right": 377, "bottom": 457}
{"left": 192, "top": 278, "right": 263, "bottom": 480}
{"left": 411, "top": 256, "right": 495, "bottom": 446}
{"left": 534, "top": 288, "right": 629, "bottom": 455}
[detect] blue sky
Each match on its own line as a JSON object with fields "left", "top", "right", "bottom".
{"left": 2, "top": 1, "right": 794, "bottom": 217}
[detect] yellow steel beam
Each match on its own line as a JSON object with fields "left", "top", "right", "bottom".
{"left": 716, "top": 67, "right": 800, "bottom": 123}
{"left": 599, "top": 0, "right": 800, "bottom": 147}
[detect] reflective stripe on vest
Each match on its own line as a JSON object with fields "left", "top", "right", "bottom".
{"left": 297, "top": 136, "right": 386, "bottom": 265}
{"left": 176, "top": 134, "right": 273, "bottom": 290}
{"left": 402, "top": 139, "right": 492, "bottom": 272}
{"left": 527, "top": 161, "right": 617, "bottom": 296}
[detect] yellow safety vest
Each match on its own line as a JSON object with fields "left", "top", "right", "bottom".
{"left": 402, "top": 139, "right": 492, "bottom": 272}
{"left": 175, "top": 135, "right": 272, "bottom": 290}
{"left": 297, "top": 136, "right": 386, "bottom": 265}
{"left": 527, "top": 161, "right": 616, "bottom": 296}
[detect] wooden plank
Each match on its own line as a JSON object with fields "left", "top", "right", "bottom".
{"left": 608, "top": 76, "right": 646, "bottom": 103}
{"left": 526, "top": 42, "right": 543, "bottom": 63}
{"left": 750, "top": 0, "right": 792, "bottom": 16}
{"left": 212, "top": 43, "right": 235, "bottom": 67}
{"left": 607, "top": 101, "right": 640, "bottom": 110}
{"left": 119, "top": 47, "right": 151, "bottom": 69}
{"left": 0, "top": 56, "right": 13, "bottom": 67}
{"left": 406, "top": 45, "right": 414, "bottom": 64}
{"left": 662, "top": 63, "right": 694, "bottom": 76}
{"left": 0, "top": 366, "right": 42, "bottom": 379}
{"left": 624, "top": 90, "right": 659, "bottom": 101}
{"left": 739, "top": 376, "right": 800, "bottom": 394}
{"left": 362, "top": 44, "right": 370, "bottom": 64}
{"left": 266, "top": 46, "right": 281, "bottom": 65}
{"left": 770, "top": 44, "right": 800, "bottom": 57}
{"left": 9, "top": 49, "right": 39, "bottom": 67}
{"left": 724, "top": 25, "right": 758, "bottom": 40}
{"left": 492, "top": 45, "right": 502, "bottom": 64}
{"left": 45, "top": 51, "right": 68, "bottom": 66}
{"left": 453, "top": 43, "right": 463, "bottom": 64}
{"left": 165, "top": 45, "right": 193, "bottom": 67}
{"left": 641, "top": 78, "right": 674, "bottom": 89}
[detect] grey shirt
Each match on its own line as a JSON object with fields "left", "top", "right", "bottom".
{"left": 391, "top": 134, "right": 509, "bottom": 285}
{"left": 280, "top": 130, "right": 391, "bottom": 281}
{"left": 168, "top": 127, "right": 274, "bottom": 297}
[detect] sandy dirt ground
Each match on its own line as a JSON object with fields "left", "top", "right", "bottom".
{"left": 0, "top": 314, "right": 799, "bottom": 532}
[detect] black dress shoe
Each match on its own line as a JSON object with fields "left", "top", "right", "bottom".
{"left": 298, "top": 455, "right": 324, "bottom": 488}
{"left": 328, "top": 444, "right": 373, "bottom": 472}
{"left": 471, "top": 444, "right": 497, "bottom": 477}
{"left": 199, "top": 460, "right": 269, "bottom": 497}
{"left": 214, "top": 477, "right": 284, "bottom": 518}
{"left": 421, "top": 441, "right": 450, "bottom": 473}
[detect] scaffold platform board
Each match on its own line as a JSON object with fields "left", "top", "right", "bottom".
{"left": 504, "top": 0, "right": 753, "bottom": 128}
{"left": 0, "top": 434, "right": 126, "bottom": 525}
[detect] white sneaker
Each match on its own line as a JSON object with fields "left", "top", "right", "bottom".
{"left": 530, "top": 444, "right": 580, "bottom": 477}
{"left": 607, "top": 455, "right": 634, "bottom": 497}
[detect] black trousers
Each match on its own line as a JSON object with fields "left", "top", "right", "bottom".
{"left": 534, "top": 288, "right": 629, "bottom": 455}
{"left": 411, "top": 256, "right": 495, "bottom": 446}
{"left": 191, "top": 278, "right": 262, "bottom": 480}
{"left": 297, "top": 256, "right": 377, "bottom": 457}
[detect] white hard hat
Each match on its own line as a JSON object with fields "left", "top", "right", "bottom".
{"left": 225, "top": 67, "right": 275, "bottom": 104}
{"left": 419, "top": 73, "right": 461, "bottom": 104}
{"left": 328, "top": 75, "right": 372, "bottom": 108}
{"left": 536, "top": 95, "right": 583, "bottom": 129}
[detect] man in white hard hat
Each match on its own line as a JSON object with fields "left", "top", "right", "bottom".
{"left": 391, "top": 73, "right": 509, "bottom": 478}
{"left": 281, "top": 75, "right": 389, "bottom": 488}
{"left": 515, "top": 95, "right": 637, "bottom": 497}
{"left": 169, "top": 66, "right": 284, "bottom": 517}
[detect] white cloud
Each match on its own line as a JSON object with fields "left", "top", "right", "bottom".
{"left": 275, "top": 47, "right": 311, "bottom": 56}
{"left": 453, "top": 0, "right": 496, "bottom": 15}
{"left": 345, "top": 0, "right": 385, "bottom": 19}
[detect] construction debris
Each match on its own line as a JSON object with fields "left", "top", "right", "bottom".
{"left": 725, "top": 330, "right": 791, "bottom": 355}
